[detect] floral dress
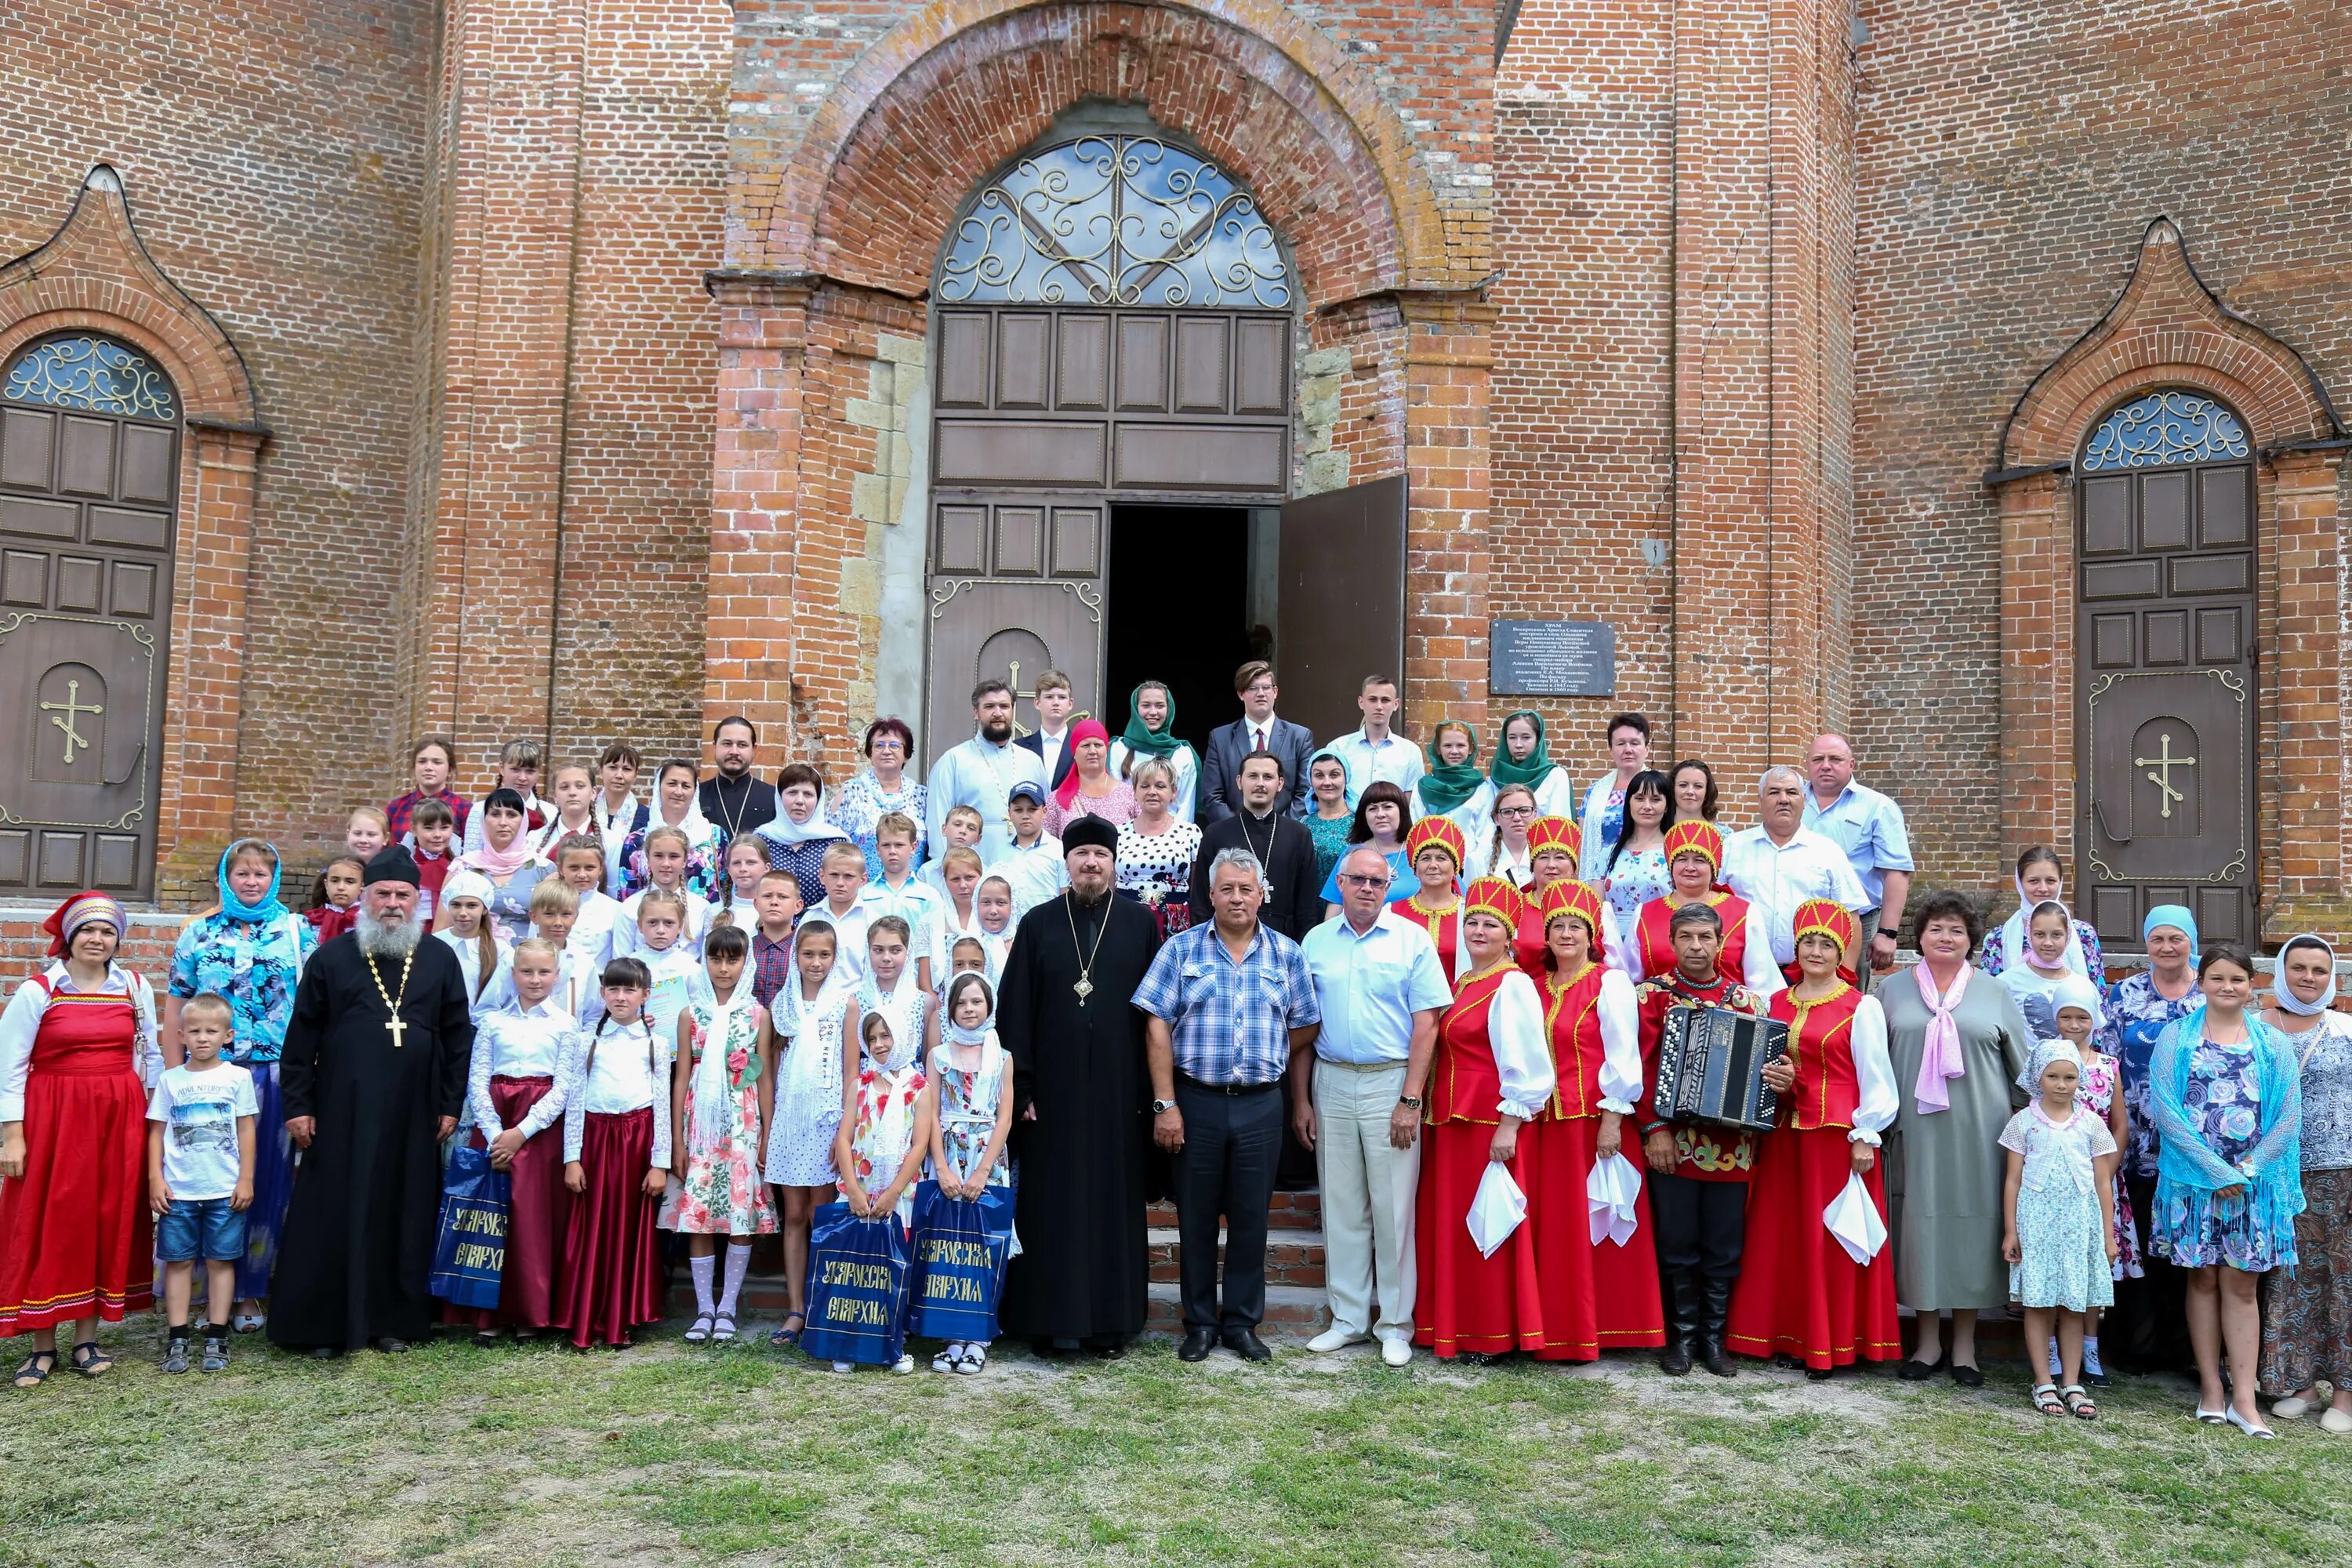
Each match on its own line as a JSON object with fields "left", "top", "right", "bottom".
{"left": 2152, "top": 1036, "right": 2287, "bottom": 1271}
{"left": 2099, "top": 971, "right": 2201, "bottom": 1182}
{"left": 659, "top": 1000, "right": 777, "bottom": 1236}
{"left": 2071, "top": 1051, "right": 2143, "bottom": 1279}
{"left": 931, "top": 1038, "right": 1011, "bottom": 1188}
{"left": 844, "top": 1022, "right": 926, "bottom": 1223}
{"left": 1999, "top": 1102, "right": 2119, "bottom": 1312}
{"left": 1047, "top": 780, "right": 1137, "bottom": 838}
{"left": 833, "top": 771, "right": 928, "bottom": 881}
{"left": 1116, "top": 819, "right": 1203, "bottom": 939}
{"left": 1599, "top": 842, "right": 1670, "bottom": 924}
{"left": 621, "top": 822, "right": 721, "bottom": 900}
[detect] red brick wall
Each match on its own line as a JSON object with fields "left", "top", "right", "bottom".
{"left": 0, "top": 2, "right": 434, "bottom": 892}
{"left": 1852, "top": 0, "right": 2352, "bottom": 895}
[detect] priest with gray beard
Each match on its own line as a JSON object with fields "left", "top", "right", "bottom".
{"left": 267, "top": 846, "right": 474, "bottom": 1357}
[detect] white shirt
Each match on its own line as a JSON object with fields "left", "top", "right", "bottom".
{"left": 1327, "top": 727, "right": 1425, "bottom": 808}
{"left": 468, "top": 997, "right": 579, "bottom": 1139}
{"left": 557, "top": 1017, "right": 675, "bottom": 1166}
{"left": 437, "top": 927, "right": 514, "bottom": 1022}
{"left": 1408, "top": 777, "right": 1494, "bottom": 863}
{"left": 925, "top": 735, "right": 1048, "bottom": 863}
{"left": 1719, "top": 825, "right": 1871, "bottom": 965}
{"left": 568, "top": 888, "right": 625, "bottom": 975}
{"left": 804, "top": 898, "right": 872, "bottom": 985}
{"left": 855, "top": 874, "right": 944, "bottom": 960}
{"left": 591, "top": 793, "right": 644, "bottom": 898}
{"left": 1577, "top": 967, "right": 1648, "bottom": 1116}
{"left": 1299, "top": 911, "right": 1454, "bottom": 1065}
{"left": 986, "top": 835, "right": 1069, "bottom": 924}
{"left": 612, "top": 885, "right": 712, "bottom": 960}
{"left": 1035, "top": 724, "right": 1069, "bottom": 782}
{"left": 930, "top": 900, "right": 1014, "bottom": 985}
{"left": 1477, "top": 968, "right": 1558, "bottom": 1122}
{"left": 1, "top": 961, "right": 162, "bottom": 1120}
{"left": 481, "top": 945, "right": 601, "bottom": 1026}
{"left": 1619, "top": 899, "right": 1788, "bottom": 1000}
{"left": 637, "top": 943, "right": 706, "bottom": 1055}
{"left": 1838, "top": 995, "right": 1900, "bottom": 1146}
{"left": 146, "top": 1062, "right": 258, "bottom": 1200}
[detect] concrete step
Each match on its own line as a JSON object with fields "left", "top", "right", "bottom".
{"left": 1145, "top": 1226, "right": 1326, "bottom": 1288}
{"left": 1146, "top": 1281, "right": 1330, "bottom": 1333}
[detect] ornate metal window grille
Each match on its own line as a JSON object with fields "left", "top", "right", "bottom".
{"left": 2, "top": 335, "right": 179, "bottom": 423}
{"left": 938, "top": 136, "right": 1293, "bottom": 310}
{"left": 2079, "top": 390, "right": 2249, "bottom": 471}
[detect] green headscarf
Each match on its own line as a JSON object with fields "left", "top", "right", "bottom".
{"left": 1486, "top": 708, "right": 1559, "bottom": 789}
{"left": 1118, "top": 681, "right": 1181, "bottom": 760}
{"left": 1417, "top": 721, "right": 1486, "bottom": 815}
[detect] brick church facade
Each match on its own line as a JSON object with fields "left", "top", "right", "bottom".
{"left": 2, "top": 1, "right": 2346, "bottom": 950}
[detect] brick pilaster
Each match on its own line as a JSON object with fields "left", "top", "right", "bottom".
{"left": 1398, "top": 295, "right": 1497, "bottom": 740}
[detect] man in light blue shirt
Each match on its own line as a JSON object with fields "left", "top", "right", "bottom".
{"left": 1800, "top": 734, "right": 1914, "bottom": 992}
{"left": 1293, "top": 845, "right": 1453, "bottom": 1364}
{"left": 924, "top": 679, "right": 1048, "bottom": 863}
{"left": 1323, "top": 674, "right": 1425, "bottom": 808}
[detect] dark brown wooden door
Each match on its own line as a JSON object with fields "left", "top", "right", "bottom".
{"left": 923, "top": 495, "right": 1108, "bottom": 764}
{"left": 0, "top": 335, "right": 179, "bottom": 899}
{"left": 1276, "top": 475, "right": 1407, "bottom": 743}
{"left": 2078, "top": 452, "right": 2256, "bottom": 948}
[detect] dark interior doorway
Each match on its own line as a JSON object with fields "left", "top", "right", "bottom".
{"left": 1105, "top": 503, "right": 1261, "bottom": 746}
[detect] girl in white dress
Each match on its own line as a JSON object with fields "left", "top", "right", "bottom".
{"left": 920, "top": 972, "right": 1016, "bottom": 1374}
{"left": 762, "top": 918, "right": 851, "bottom": 1346}
{"left": 2001, "top": 1040, "right": 2120, "bottom": 1420}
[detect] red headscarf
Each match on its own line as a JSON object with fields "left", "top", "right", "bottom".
{"left": 1054, "top": 717, "right": 1114, "bottom": 809}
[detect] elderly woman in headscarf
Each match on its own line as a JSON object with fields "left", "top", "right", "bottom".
{"left": 1878, "top": 887, "right": 2032, "bottom": 1386}
{"left": 2098, "top": 903, "right": 2203, "bottom": 1374}
{"left": 2259, "top": 933, "right": 2352, "bottom": 1433}
{"left": 1, "top": 892, "right": 163, "bottom": 1385}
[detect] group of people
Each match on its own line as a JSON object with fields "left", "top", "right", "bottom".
{"left": 1, "top": 662, "right": 2344, "bottom": 1444}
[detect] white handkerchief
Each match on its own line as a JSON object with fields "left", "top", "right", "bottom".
{"left": 1823, "top": 1171, "right": 1888, "bottom": 1265}
{"left": 1586, "top": 1152, "right": 1643, "bottom": 1248}
{"left": 1467, "top": 1160, "right": 1527, "bottom": 1259}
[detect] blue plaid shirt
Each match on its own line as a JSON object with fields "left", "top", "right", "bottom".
{"left": 1133, "top": 921, "right": 1322, "bottom": 1087}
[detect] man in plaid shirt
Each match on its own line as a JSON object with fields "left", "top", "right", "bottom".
{"left": 1137, "top": 846, "right": 1321, "bottom": 1364}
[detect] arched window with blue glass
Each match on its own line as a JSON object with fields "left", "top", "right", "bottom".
{"left": 2074, "top": 386, "right": 2258, "bottom": 948}
{"left": 0, "top": 332, "right": 181, "bottom": 898}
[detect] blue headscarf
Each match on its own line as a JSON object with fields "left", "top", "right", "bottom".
{"left": 2142, "top": 904, "right": 2198, "bottom": 960}
{"left": 215, "top": 839, "right": 288, "bottom": 925}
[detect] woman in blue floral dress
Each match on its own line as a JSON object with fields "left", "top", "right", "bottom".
{"left": 2096, "top": 903, "right": 2201, "bottom": 1373}
{"left": 2149, "top": 946, "right": 2305, "bottom": 1438}
{"left": 165, "top": 840, "right": 316, "bottom": 1330}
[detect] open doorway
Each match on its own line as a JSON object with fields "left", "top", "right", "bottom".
{"left": 1105, "top": 503, "right": 1268, "bottom": 743}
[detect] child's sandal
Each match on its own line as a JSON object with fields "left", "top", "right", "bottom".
{"left": 2062, "top": 1385, "right": 2099, "bottom": 1421}
{"left": 710, "top": 1315, "right": 737, "bottom": 1344}
{"left": 2031, "top": 1383, "right": 2065, "bottom": 1417}
{"left": 956, "top": 1344, "right": 988, "bottom": 1375}
{"left": 67, "top": 1341, "right": 111, "bottom": 1378}
{"left": 12, "top": 1350, "right": 57, "bottom": 1388}
{"left": 770, "top": 1313, "right": 805, "bottom": 1348}
{"left": 683, "top": 1313, "right": 713, "bottom": 1343}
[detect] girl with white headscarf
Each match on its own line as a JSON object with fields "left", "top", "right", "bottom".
{"left": 1980, "top": 846, "right": 2105, "bottom": 980}
{"left": 657, "top": 923, "right": 776, "bottom": 1345}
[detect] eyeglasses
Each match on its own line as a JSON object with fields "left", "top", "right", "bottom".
{"left": 1337, "top": 873, "right": 1390, "bottom": 888}
{"left": 1495, "top": 804, "right": 1536, "bottom": 818}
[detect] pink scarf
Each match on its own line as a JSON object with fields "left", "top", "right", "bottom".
{"left": 461, "top": 832, "right": 535, "bottom": 879}
{"left": 1911, "top": 960, "right": 1970, "bottom": 1113}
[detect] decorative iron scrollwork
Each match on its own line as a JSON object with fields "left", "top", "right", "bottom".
{"left": 2079, "top": 390, "right": 2249, "bottom": 472}
{"left": 2, "top": 335, "right": 179, "bottom": 422}
{"left": 938, "top": 136, "right": 1293, "bottom": 310}
{"left": 2084, "top": 667, "right": 2246, "bottom": 885}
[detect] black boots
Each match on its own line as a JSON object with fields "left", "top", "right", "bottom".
{"left": 1657, "top": 1270, "right": 1701, "bottom": 1376}
{"left": 1698, "top": 1276, "right": 1737, "bottom": 1377}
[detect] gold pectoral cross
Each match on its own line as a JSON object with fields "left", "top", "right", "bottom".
{"left": 384, "top": 1014, "right": 408, "bottom": 1048}
{"left": 38, "top": 678, "right": 102, "bottom": 765}
{"left": 2133, "top": 733, "right": 2197, "bottom": 819}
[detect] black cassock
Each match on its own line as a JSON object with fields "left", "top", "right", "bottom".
{"left": 997, "top": 890, "right": 1162, "bottom": 1341}
{"left": 267, "top": 932, "right": 473, "bottom": 1349}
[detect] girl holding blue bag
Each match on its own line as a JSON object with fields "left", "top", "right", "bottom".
{"left": 920, "top": 972, "right": 1015, "bottom": 1374}
{"left": 822, "top": 1005, "right": 934, "bottom": 1374}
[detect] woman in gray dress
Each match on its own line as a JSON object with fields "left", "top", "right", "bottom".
{"left": 1880, "top": 888, "right": 2031, "bottom": 1385}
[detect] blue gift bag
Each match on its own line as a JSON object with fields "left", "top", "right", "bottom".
{"left": 908, "top": 1180, "right": 1014, "bottom": 1344}
{"left": 429, "top": 1145, "right": 511, "bottom": 1310}
{"left": 800, "top": 1201, "right": 912, "bottom": 1366}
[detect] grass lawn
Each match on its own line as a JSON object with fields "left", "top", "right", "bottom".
{"left": 6, "top": 1317, "right": 2347, "bottom": 1566}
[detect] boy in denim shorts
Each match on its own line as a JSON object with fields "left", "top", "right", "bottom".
{"left": 146, "top": 993, "right": 258, "bottom": 1372}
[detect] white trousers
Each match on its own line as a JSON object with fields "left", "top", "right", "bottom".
{"left": 1312, "top": 1057, "right": 1420, "bottom": 1341}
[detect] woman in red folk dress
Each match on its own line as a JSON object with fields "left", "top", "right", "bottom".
{"left": 1529, "top": 881, "right": 1664, "bottom": 1359}
{"left": 1388, "top": 815, "right": 1467, "bottom": 986}
{"left": 1411, "top": 878, "right": 1557, "bottom": 1363}
{"left": 1628, "top": 820, "right": 1778, "bottom": 997}
{"left": 1, "top": 892, "right": 163, "bottom": 1386}
{"left": 1512, "top": 817, "right": 1584, "bottom": 981}
{"left": 1725, "top": 899, "right": 1903, "bottom": 1376}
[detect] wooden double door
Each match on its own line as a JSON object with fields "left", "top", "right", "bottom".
{"left": 2077, "top": 456, "right": 2257, "bottom": 948}
{"left": 923, "top": 303, "right": 1405, "bottom": 757}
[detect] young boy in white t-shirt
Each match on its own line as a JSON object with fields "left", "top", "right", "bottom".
{"left": 146, "top": 993, "right": 258, "bottom": 1374}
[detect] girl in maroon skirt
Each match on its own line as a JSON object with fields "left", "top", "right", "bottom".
{"left": 1411, "top": 877, "right": 1558, "bottom": 1363}
{"left": 558, "top": 958, "right": 671, "bottom": 1348}
{"left": 451, "top": 937, "right": 577, "bottom": 1341}
{"left": 2, "top": 891, "right": 163, "bottom": 1386}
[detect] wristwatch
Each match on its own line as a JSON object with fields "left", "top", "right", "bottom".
{"left": 1397, "top": 1094, "right": 1423, "bottom": 1110}
{"left": 1151, "top": 1098, "right": 1178, "bottom": 1115}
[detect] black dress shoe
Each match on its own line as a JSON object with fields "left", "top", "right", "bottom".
{"left": 1178, "top": 1327, "right": 1217, "bottom": 1362}
{"left": 1085, "top": 1337, "right": 1126, "bottom": 1360}
{"left": 1658, "top": 1338, "right": 1693, "bottom": 1377}
{"left": 1898, "top": 1352, "right": 1945, "bottom": 1381}
{"left": 1949, "top": 1360, "right": 1984, "bottom": 1388}
{"left": 1221, "top": 1328, "right": 1272, "bottom": 1363}
{"left": 372, "top": 1337, "right": 410, "bottom": 1355}
{"left": 307, "top": 1345, "right": 343, "bottom": 1360}
{"left": 1806, "top": 1367, "right": 1834, "bottom": 1382}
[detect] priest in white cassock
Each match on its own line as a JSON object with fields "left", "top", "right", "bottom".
{"left": 925, "top": 678, "right": 1048, "bottom": 864}
{"left": 267, "top": 846, "right": 474, "bottom": 1357}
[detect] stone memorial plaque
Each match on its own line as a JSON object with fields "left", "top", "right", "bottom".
{"left": 1490, "top": 619, "right": 1616, "bottom": 697}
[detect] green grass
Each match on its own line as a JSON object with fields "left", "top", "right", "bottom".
{"left": 6, "top": 1319, "right": 2350, "bottom": 1566}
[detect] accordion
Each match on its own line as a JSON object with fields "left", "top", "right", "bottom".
{"left": 1653, "top": 1004, "right": 1789, "bottom": 1134}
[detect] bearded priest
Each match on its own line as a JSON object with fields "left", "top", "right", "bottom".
{"left": 267, "top": 846, "right": 475, "bottom": 1357}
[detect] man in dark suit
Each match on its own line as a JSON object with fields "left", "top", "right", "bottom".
{"left": 1189, "top": 750, "right": 1321, "bottom": 941}
{"left": 1200, "top": 660, "right": 1314, "bottom": 823}
{"left": 1012, "top": 667, "right": 1078, "bottom": 793}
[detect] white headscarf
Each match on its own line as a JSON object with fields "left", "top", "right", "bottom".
{"left": 2273, "top": 934, "right": 2339, "bottom": 1018}
{"left": 687, "top": 970, "right": 760, "bottom": 1156}
{"left": 439, "top": 869, "right": 496, "bottom": 910}
{"left": 756, "top": 784, "right": 848, "bottom": 848}
{"left": 653, "top": 775, "right": 720, "bottom": 851}
{"left": 1997, "top": 893, "right": 2089, "bottom": 978}
{"left": 2051, "top": 971, "right": 2107, "bottom": 1033}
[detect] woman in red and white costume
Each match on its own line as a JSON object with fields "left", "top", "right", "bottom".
{"left": 1527, "top": 880, "right": 1663, "bottom": 1359}
{"left": 1387, "top": 815, "right": 1466, "bottom": 987}
{"left": 1410, "top": 877, "right": 1556, "bottom": 1362}
{"left": 1724, "top": 898, "right": 1901, "bottom": 1376}
{"left": 1624, "top": 820, "right": 1781, "bottom": 1000}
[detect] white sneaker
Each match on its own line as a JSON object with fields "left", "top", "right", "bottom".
{"left": 892, "top": 1353, "right": 916, "bottom": 1374}
{"left": 1381, "top": 1336, "right": 1412, "bottom": 1368}
{"left": 831, "top": 1360, "right": 854, "bottom": 1374}
{"left": 1307, "top": 1327, "right": 1371, "bottom": 1353}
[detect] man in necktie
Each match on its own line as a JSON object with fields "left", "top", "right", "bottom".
{"left": 1201, "top": 660, "right": 1313, "bottom": 823}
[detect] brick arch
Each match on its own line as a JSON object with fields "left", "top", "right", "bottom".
{"left": 766, "top": 0, "right": 1464, "bottom": 307}
{"left": 1999, "top": 217, "right": 2340, "bottom": 470}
